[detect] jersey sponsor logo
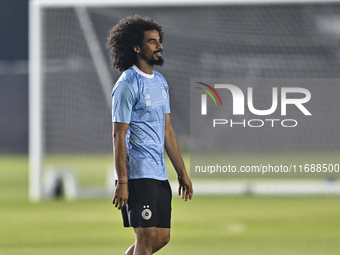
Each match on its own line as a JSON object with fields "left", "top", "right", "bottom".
{"left": 145, "top": 94, "right": 152, "bottom": 106}
{"left": 141, "top": 205, "right": 152, "bottom": 220}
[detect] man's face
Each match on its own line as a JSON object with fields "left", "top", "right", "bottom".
{"left": 138, "top": 29, "right": 164, "bottom": 66}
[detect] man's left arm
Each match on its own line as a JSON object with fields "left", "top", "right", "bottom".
{"left": 164, "top": 113, "right": 193, "bottom": 201}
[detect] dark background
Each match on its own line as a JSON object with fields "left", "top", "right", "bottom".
{"left": 0, "top": 0, "right": 28, "bottom": 153}
{"left": 2, "top": 1, "right": 340, "bottom": 154}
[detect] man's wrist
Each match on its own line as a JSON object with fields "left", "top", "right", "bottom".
{"left": 177, "top": 171, "right": 188, "bottom": 179}
{"left": 117, "top": 177, "right": 128, "bottom": 183}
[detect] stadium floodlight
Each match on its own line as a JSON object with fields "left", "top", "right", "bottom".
{"left": 29, "top": 0, "right": 340, "bottom": 201}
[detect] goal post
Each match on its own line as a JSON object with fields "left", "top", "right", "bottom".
{"left": 29, "top": 0, "right": 340, "bottom": 201}
{"left": 29, "top": 1, "right": 44, "bottom": 201}
{"left": 29, "top": 0, "right": 117, "bottom": 201}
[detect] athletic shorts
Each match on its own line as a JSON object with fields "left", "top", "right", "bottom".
{"left": 118, "top": 178, "right": 172, "bottom": 228}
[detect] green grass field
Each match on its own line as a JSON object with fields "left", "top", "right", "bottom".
{"left": 1, "top": 155, "right": 340, "bottom": 255}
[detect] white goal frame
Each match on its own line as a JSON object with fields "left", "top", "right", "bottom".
{"left": 29, "top": 0, "right": 340, "bottom": 202}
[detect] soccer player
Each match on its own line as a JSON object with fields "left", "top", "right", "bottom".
{"left": 107, "top": 15, "right": 193, "bottom": 255}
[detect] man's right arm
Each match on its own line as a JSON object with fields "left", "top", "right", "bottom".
{"left": 112, "top": 122, "right": 130, "bottom": 210}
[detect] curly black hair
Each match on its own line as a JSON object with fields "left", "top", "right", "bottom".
{"left": 107, "top": 15, "right": 164, "bottom": 72}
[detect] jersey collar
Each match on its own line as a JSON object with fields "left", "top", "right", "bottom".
{"left": 132, "top": 65, "right": 154, "bottom": 79}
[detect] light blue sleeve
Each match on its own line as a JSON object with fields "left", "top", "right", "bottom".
{"left": 165, "top": 88, "right": 170, "bottom": 114}
{"left": 111, "top": 81, "right": 136, "bottom": 123}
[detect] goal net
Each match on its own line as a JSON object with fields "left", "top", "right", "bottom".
{"left": 29, "top": 0, "right": 340, "bottom": 201}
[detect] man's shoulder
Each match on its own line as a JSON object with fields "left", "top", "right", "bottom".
{"left": 153, "top": 70, "right": 168, "bottom": 86}
{"left": 112, "top": 68, "right": 138, "bottom": 96}
{"left": 115, "top": 68, "right": 140, "bottom": 87}
{"left": 153, "top": 70, "right": 166, "bottom": 80}
{"left": 119, "top": 67, "right": 139, "bottom": 84}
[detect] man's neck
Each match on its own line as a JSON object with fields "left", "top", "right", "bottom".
{"left": 135, "top": 60, "right": 154, "bottom": 75}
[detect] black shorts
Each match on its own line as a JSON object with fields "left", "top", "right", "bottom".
{"left": 120, "top": 178, "right": 172, "bottom": 228}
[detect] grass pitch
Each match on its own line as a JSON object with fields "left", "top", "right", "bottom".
{"left": 0, "top": 155, "right": 340, "bottom": 255}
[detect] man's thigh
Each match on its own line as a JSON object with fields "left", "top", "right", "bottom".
{"left": 134, "top": 227, "right": 170, "bottom": 252}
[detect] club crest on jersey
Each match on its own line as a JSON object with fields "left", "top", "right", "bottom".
{"left": 162, "top": 90, "right": 167, "bottom": 100}
{"left": 141, "top": 205, "right": 152, "bottom": 220}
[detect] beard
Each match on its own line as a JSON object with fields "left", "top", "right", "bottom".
{"left": 139, "top": 50, "right": 164, "bottom": 66}
{"left": 151, "top": 57, "right": 164, "bottom": 66}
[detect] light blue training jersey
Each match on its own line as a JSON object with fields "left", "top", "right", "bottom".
{"left": 111, "top": 65, "right": 170, "bottom": 180}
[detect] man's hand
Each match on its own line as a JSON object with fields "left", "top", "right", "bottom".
{"left": 112, "top": 183, "right": 129, "bottom": 210}
{"left": 178, "top": 175, "right": 193, "bottom": 201}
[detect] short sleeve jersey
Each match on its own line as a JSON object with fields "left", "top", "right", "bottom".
{"left": 111, "top": 65, "right": 170, "bottom": 180}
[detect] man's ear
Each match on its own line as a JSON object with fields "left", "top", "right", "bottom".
{"left": 134, "top": 46, "right": 140, "bottom": 54}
